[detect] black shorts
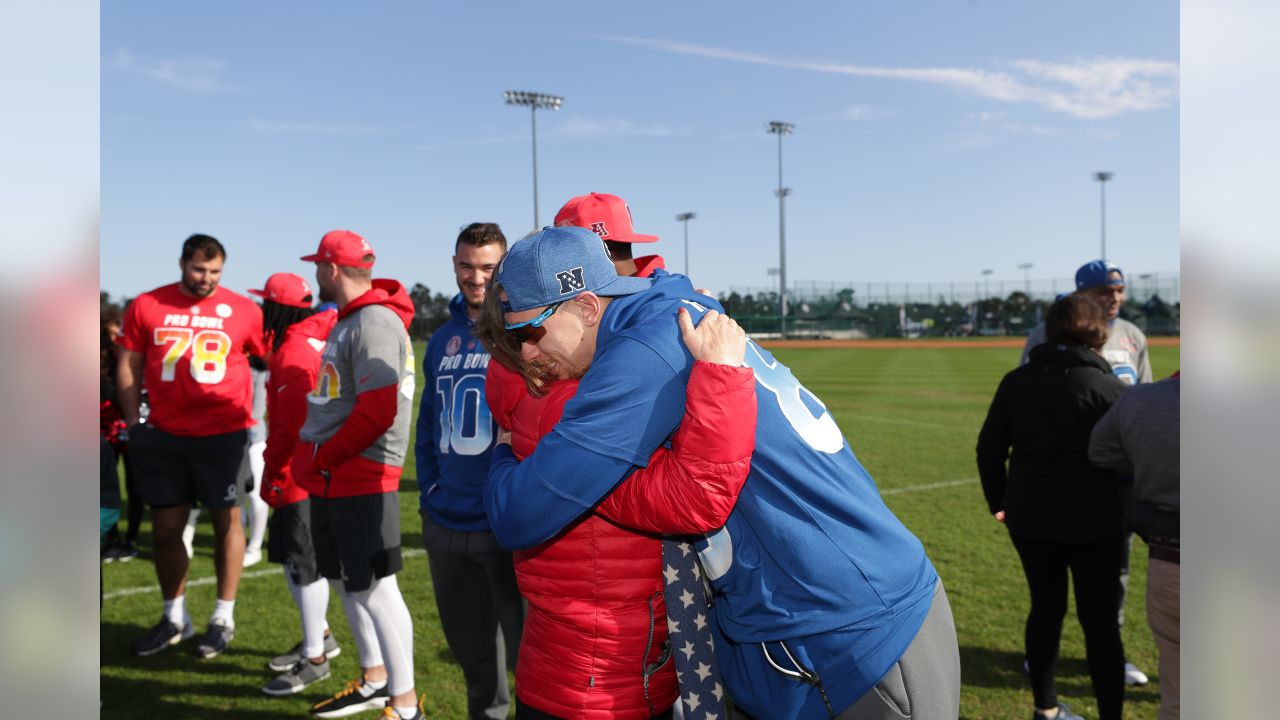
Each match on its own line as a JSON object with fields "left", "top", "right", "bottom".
{"left": 129, "top": 425, "right": 248, "bottom": 511}
{"left": 267, "top": 498, "right": 321, "bottom": 586}
{"left": 310, "top": 492, "right": 403, "bottom": 593}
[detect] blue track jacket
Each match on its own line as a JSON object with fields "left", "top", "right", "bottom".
{"left": 416, "top": 294, "right": 499, "bottom": 531}
{"left": 486, "top": 271, "right": 938, "bottom": 717}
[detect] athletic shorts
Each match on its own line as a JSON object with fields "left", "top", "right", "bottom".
{"left": 267, "top": 498, "right": 321, "bottom": 586}
{"left": 236, "top": 442, "right": 254, "bottom": 494}
{"left": 130, "top": 425, "right": 248, "bottom": 511}
{"left": 310, "top": 492, "right": 403, "bottom": 593}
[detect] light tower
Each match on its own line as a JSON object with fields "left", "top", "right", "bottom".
{"left": 767, "top": 120, "right": 794, "bottom": 337}
{"left": 675, "top": 212, "right": 697, "bottom": 276}
{"left": 1093, "top": 171, "right": 1113, "bottom": 260}
{"left": 504, "top": 91, "right": 564, "bottom": 228}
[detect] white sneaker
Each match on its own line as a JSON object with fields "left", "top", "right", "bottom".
{"left": 181, "top": 523, "right": 196, "bottom": 558}
{"left": 243, "top": 548, "right": 263, "bottom": 568}
{"left": 1124, "top": 661, "right": 1149, "bottom": 686}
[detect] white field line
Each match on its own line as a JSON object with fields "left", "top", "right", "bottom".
{"left": 105, "top": 479, "right": 977, "bottom": 602}
{"left": 103, "top": 548, "right": 426, "bottom": 601}
{"left": 880, "top": 478, "right": 976, "bottom": 495}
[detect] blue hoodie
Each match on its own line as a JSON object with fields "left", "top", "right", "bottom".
{"left": 415, "top": 294, "right": 499, "bottom": 531}
{"left": 486, "top": 270, "right": 939, "bottom": 717}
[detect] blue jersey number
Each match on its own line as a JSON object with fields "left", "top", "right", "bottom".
{"left": 743, "top": 339, "right": 845, "bottom": 454}
{"left": 434, "top": 373, "right": 493, "bottom": 456}
{"left": 678, "top": 300, "right": 843, "bottom": 454}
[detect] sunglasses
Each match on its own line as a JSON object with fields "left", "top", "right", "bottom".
{"left": 504, "top": 301, "right": 564, "bottom": 344}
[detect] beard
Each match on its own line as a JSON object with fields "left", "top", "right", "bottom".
{"left": 182, "top": 278, "right": 216, "bottom": 298}
{"left": 317, "top": 283, "right": 335, "bottom": 303}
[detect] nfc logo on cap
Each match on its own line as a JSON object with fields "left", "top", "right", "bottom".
{"left": 590, "top": 222, "right": 608, "bottom": 238}
{"left": 556, "top": 267, "right": 585, "bottom": 294}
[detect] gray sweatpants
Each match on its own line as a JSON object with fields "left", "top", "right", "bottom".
{"left": 837, "top": 581, "right": 961, "bottom": 720}
{"left": 422, "top": 510, "right": 526, "bottom": 720}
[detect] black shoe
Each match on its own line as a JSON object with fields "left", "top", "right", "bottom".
{"left": 268, "top": 633, "right": 341, "bottom": 672}
{"left": 132, "top": 617, "right": 194, "bottom": 656}
{"left": 193, "top": 618, "right": 235, "bottom": 659}
{"left": 262, "top": 658, "right": 331, "bottom": 696}
{"left": 310, "top": 675, "right": 390, "bottom": 718}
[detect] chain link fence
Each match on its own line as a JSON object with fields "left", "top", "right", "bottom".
{"left": 720, "top": 272, "right": 1180, "bottom": 339}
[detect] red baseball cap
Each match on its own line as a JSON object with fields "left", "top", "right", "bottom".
{"left": 300, "top": 230, "right": 376, "bottom": 268}
{"left": 248, "top": 272, "right": 314, "bottom": 308}
{"left": 554, "top": 193, "right": 658, "bottom": 244}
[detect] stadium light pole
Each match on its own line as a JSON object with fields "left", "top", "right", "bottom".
{"left": 1094, "top": 171, "right": 1113, "bottom": 260}
{"left": 981, "top": 268, "right": 994, "bottom": 300}
{"left": 767, "top": 121, "right": 795, "bottom": 338}
{"left": 675, "top": 212, "right": 697, "bottom": 276}
{"left": 505, "top": 91, "right": 563, "bottom": 228}
{"left": 1017, "top": 262, "right": 1034, "bottom": 295}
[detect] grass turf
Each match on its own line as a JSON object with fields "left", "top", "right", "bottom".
{"left": 100, "top": 342, "right": 1179, "bottom": 719}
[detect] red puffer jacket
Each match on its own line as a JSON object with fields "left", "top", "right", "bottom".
{"left": 486, "top": 359, "right": 757, "bottom": 720}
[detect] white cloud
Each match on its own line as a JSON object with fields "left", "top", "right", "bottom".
{"left": 594, "top": 35, "right": 1178, "bottom": 119}
{"left": 112, "top": 48, "right": 232, "bottom": 93}
{"left": 549, "top": 116, "right": 688, "bottom": 138}
{"left": 840, "top": 104, "right": 897, "bottom": 121}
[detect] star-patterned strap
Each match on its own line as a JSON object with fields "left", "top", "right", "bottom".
{"left": 663, "top": 537, "right": 727, "bottom": 719}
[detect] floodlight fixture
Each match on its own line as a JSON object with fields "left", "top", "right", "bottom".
{"left": 504, "top": 90, "right": 564, "bottom": 227}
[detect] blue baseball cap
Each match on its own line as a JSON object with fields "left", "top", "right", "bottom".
{"left": 497, "top": 226, "right": 652, "bottom": 313}
{"left": 1075, "top": 260, "right": 1125, "bottom": 290}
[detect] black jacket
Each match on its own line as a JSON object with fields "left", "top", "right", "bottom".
{"left": 977, "top": 344, "right": 1128, "bottom": 544}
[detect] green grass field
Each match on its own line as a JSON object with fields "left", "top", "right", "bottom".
{"left": 101, "top": 341, "right": 1179, "bottom": 719}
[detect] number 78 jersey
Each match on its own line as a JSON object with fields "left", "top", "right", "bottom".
{"left": 120, "top": 283, "right": 266, "bottom": 437}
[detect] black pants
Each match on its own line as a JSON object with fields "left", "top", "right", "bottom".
{"left": 1011, "top": 536, "right": 1126, "bottom": 720}
{"left": 104, "top": 451, "right": 144, "bottom": 544}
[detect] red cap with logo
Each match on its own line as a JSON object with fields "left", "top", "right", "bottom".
{"left": 554, "top": 193, "right": 658, "bottom": 244}
{"left": 248, "top": 272, "right": 313, "bottom": 309}
{"left": 300, "top": 230, "right": 376, "bottom": 268}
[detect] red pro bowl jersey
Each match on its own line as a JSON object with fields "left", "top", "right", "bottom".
{"left": 119, "top": 283, "right": 267, "bottom": 437}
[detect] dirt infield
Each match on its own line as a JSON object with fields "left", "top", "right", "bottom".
{"left": 761, "top": 336, "right": 1181, "bottom": 349}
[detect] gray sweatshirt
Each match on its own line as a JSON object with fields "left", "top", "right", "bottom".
{"left": 1088, "top": 375, "right": 1180, "bottom": 542}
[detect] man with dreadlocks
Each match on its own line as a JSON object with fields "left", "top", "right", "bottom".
{"left": 247, "top": 272, "right": 345, "bottom": 697}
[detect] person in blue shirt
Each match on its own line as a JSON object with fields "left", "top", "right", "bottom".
{"left": 484, "top": 227, "right": 960, "bottom": 720}
{"left": 415, "top": 222, "right": 524, "bottom": 720}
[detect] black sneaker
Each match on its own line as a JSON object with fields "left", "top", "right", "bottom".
{"left": 193, "top": 618, "right": 235, "bottom": 660}
{"left": 376, "top": 695, "right": 426, "bottom": 719}
{"left": 116, "top": 541, "right": 139, "bottom": 561}
{"left": 1032, "top": 702, "right": 1084, "bottom": 720}
{"left": 132, "top": 617, "right": 194, "bottom": 656}
{"left": 310, "top": 675, "right": 389, "bottom": 718}
{"left": 262, "top": 658, "right": 331, "bottom": 696}
{"left": 268, "top": 633, "right": 341, "bottom": 672}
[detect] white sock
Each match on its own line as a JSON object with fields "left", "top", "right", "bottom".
{"left": 395, "top": 704, "right": 418, "bottom": 718}
{"left": 162, "top": 596, "right": 187, "bottom": 627}
{"left": 334, "top": 580, "right": 383, "bottom": 668}
{"left": 298, "top": 578, "right": 330, "bottom": 658}
{"left": 211, "top": 598, "right": 235, "bottom": 627}
{"left": 243, "top": 442, "right": 269, "bottom": 552}
{"left": 350, "top": 575, "right": 415, "bottom": 697}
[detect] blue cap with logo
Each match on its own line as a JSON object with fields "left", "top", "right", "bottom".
{"left": 497, "top": 226, "right": 653, "bottom": 313}
{"left": 1075, "top": 259, "right": 1125, "bottom": 290}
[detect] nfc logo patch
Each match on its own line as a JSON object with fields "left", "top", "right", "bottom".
{"left": 556, "top": 267, "right": 586, "bottom": 294}
{"left": 590, "top": 222, "right": 609, "bottom": 238}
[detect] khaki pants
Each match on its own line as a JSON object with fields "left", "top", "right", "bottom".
{"left": 1147, "top": 557, "right": 1180, "bottom": 720}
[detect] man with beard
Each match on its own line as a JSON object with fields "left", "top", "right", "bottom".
{"left": 294, "top": 230, "right": 426, "bottom": 719}
{"left": 413, "top": 222, "right": 524, "bottom": 719}
{"left": 118, "top": 233, "right": 266, "bottom": 659}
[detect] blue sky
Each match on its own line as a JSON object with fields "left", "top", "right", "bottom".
{"left": 101, "top": 1, "right": 1178, "bottom": 302}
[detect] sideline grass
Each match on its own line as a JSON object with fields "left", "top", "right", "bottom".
{"left": 100, "top": 343, "right": 1178, "bottom": 719}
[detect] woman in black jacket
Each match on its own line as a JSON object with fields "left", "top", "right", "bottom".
{"left": 977, "top": 294, "right": 1128, "bottom": 720}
